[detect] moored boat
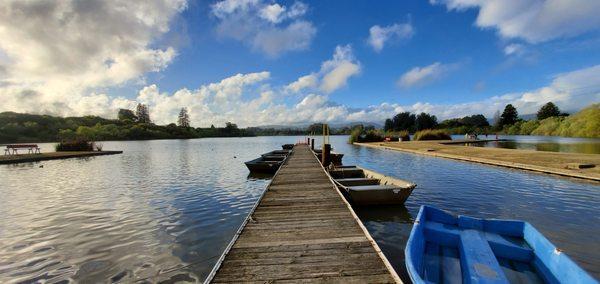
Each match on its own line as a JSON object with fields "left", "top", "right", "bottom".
{"left": 312, "top": 148, "right": 344, "bottom": 165}
{"left": 282, "top": 144, "right": 294, "bottom": 150}
{"left": 244, "top": 157, "right": 284, "bottom": 173}
{"left": 262, "top": 149, "right": 292, "bottom": 156}
{"left": 328, "top": 166, "right": 416, "bottom": 205}
{"left": 405, "top": 206, "right": 597, "bottom": 284}
{"left": 245, "top": 149, "right": 290, "bottom": 173}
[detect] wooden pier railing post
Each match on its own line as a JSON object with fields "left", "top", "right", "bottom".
{"left": 311, "top": 138, "right": 315, "bottom": 150}
{"left": 322, "top": 143, "right": 331, "bottom": 167}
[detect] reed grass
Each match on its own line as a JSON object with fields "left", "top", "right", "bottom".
{"left": 413, "top": 129, "right": 451, "bottom": 141}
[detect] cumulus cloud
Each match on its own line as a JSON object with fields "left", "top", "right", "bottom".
{"left": 398, "top": 62, "right": 458, "bottom": 88}
{"left": 285, "top": 74, "right": 318, "bottom": 93}
{"left": 0, "top": 0, "right": 187, "bottom": 117}
{"left": 131, "top": 64, "right": 599, "bottom": 127}
{"left": 368, "top": 22, "right": 414, "bottom": 52}
{"left": 431, "top": 0, "right": 600, "bottom": 43}
{"left": 319, "top": 45, "right": 361, "bottom": 93}
{"left": 285, "top": 45, "right": 361, "bottom": 94}
{"left": 211, "top": 0, "right": 316, "bottom": 57}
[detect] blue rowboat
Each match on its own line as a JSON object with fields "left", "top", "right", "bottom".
{"left": 405, "top": 206, "right": 597, "bottom": 284}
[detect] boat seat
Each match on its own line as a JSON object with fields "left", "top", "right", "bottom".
{"left": 346, "top": 185, "right": 400, "bottom": 191}
{"left": 335, "top": 178, "right": 380, "bottom": 186}
{"left": 329, "top": 169, "right": 364, "bottom": 179}
{"left": 459, "top": 229, "right": 509, "bottom": 284}
{"left": 424, "top": 222, "right": 534, "bottom": 263}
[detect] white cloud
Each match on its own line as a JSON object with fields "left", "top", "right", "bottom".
{"left": 285, "top": 74, "right": 318, "bottom": 93}
{"left": 131, "top": 64, "right": 599, "bottom": 127}
{"left": 0, "top": 0, "right": 187, "bottom": 117}
{"left": 368, "top": 23, "right": 414, "bottom": 52}
{"left": 398, "top": 62, "right": 457, "bottom": 88}
{"left": 431, "top": 0, "right": 600, "bottom": 43}
{"left": 211, "top": 0, "right": 315, "bottom": 57}
{"left": 503, "top": 43, "right": 525, "bottom": 56}
{"left": 285, "top": 45, "right": 361, "bottom": 94}
{"left": 259, "top": 4, "right": 286, "bottom": 23}
{"left": 319, "top": 45, "right": 361, "bottom": 93}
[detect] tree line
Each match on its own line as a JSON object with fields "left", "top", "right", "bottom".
{"left": 379, "top": 101, "right": 598, "bottom": 138}
{"left": 0, "top": 104, "right": 356, "bottom": 143}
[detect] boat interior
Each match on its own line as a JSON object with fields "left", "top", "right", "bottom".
{"left": 407, "top": 206, "right": 593, "bottom": 284}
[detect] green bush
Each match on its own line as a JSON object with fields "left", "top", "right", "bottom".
{"left": 348, "top": 128, "right": 362, "bottom": 143}
{"left": 519, "top": 120, "right": 540, "bottom": 135}
{"left": 555, "top": 104, "right": 599, "bottom": 138}
{"left": 385, "top": 130, "right": 410, "bottom": 141}
{"left": 413, "top": 129, "right": 451, "bottom": 141}
{"left": 348, "top": 128, "right": 385, "bottom": 143}
{"left": 55, "top": 139, "right": 95, "bottom": 151}
{"left": 531, "top": 117, "right": 563, "bottom": 136}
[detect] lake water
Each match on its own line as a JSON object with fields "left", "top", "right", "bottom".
{"left": 452, "top": 135, "right": 600, "bottom": 154}
{"left": 1, "top": 136, "right": 599, "bottom": 283}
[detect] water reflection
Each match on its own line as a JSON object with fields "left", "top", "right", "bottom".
{"left": 322, "top": 135, "right": 600, "bottom": 281}
{"left": 453, "top": 135, "right": 600, "bottom": 154}
{"left": 246, "top": 172, "right": 275, "bottom": 180}
{"left": 1, "top": 136, "right": 599, "bottom": 283}
{"left": 0, "top": 137, "right": 292, "bottom": 283}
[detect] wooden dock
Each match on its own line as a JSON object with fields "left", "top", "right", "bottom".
{"left": 208, "top": 145, "right": 400, "bottom": 283}
{"left": 0, "top": 151, "right": 123, "bottom": 165}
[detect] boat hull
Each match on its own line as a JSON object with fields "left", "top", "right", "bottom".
{"left": 347, "top": 186, "right": 413, "bottom": 205}
{"left": 405, "top": 206, "right": 597, "bottom": 284}
{"left": 330, "top": 166, "right": 416, "bottom": 205}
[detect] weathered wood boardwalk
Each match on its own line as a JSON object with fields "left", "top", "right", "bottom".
{"left": 209, "top": 145, "right": 400, "bottom": 283}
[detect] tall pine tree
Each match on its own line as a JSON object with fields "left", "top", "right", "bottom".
{"left": 537, "top": 102, "right": 560, "bottom": 120}
{"left": 499, "top": 104, "right": 518, "bottom": 127}
{"left": 135, "top": 103, "right": 151, "bottom": 123}
{"left": 177, "top": 107, "right": 190, "bottom": 127}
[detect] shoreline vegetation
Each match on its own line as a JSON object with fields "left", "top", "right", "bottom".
{"left": 349, "top": 103, "right": 599, "bottom": 143}
{"left": 0, "top": 102, "right": 598, "bottom": 144}
{"left": 0, "top": 106, "right": 353, "bottom": 144}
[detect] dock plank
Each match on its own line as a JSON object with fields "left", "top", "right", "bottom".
{"left": 209, "top": 145, "right": 400, "bottom": 283}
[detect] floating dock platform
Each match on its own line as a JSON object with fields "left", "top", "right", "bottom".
{"left": 208, "top": 144, "right": 400, "bottom": 283}
{"left": 0, "top": 151, "right": 123, "bottom": 165}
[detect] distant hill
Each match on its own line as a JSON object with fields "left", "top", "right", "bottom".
{"left": 256, "top": 121, "right": 382, "bottom": 130}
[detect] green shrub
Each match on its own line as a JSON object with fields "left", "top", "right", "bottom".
{"left": 55, "top": 139, "right": 95, "bottom": 151}
{"left": 385, "top": 130, "right": 410, "bottom": 141}
{"left": 348, "top": 128, "right": 362, "bottom": 143}
{"left": 505, "top": 121, "right": 523, "bottom": 135}
{"left": 555, "top": 104, "right": 599, "bottom": 138}
{"left": 519, "top": 120, "right": 540, "bottom": 135}
{"left": 413, "top": 129, "right": 451, "bottom": 141}
{"left": 531, "top": 117, "right": 563, "bottom": 136}
{"left": 348, "top": 129, "right": 385, "bottom": 143}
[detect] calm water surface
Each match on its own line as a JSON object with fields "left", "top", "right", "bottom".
{"left": 1, "top": 136, "right": 599, "bottom": 283}
{"left": 327, "top": 136, "right": 600, "bottom": 281}
{"left": 453, "top": 135, "right": 600, "bottom": 154}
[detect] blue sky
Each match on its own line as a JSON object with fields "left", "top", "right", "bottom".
{"left": 0, "top": 0, "right": 599, "bottom": 126}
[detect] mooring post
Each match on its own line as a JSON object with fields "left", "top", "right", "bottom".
{"left": 307, "top": 137, "right": 310, "bottom": 144}
{"left": 322, "top": 144, "right": 331, "bottom": 167}
{"left": 311, "top": 139, "right": 315, "bottom": 150}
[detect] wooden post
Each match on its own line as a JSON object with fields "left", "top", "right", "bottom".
{"left": 311, "top": 139, "right": 315, "bottom": 150}
{"left": 322, "top": 144, "right": 331, "bottom": 167}
{"left": 307, "top": 137, "right": 310, "bottom": 144}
